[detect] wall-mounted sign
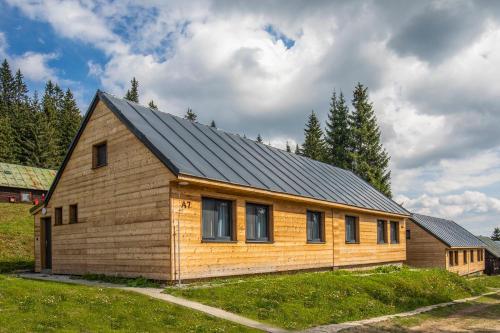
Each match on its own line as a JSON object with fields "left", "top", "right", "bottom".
{"left": 42, "top": 208, "right": 47, "bottom": 215}
{"left": 181, "top": 201, "right": 191, "bottom": 209}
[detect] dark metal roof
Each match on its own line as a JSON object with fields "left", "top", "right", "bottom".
{"left": 411, "top": 213, "right": 484, "bottom": 248}
{"left": 477, "top": 236, "right": 500, "bottom": 258}
{"left": 101, "top": 92, "right": 408, "bottom": 215}
{"left": 43, "top": 91, "right": 410, "bottom": 216}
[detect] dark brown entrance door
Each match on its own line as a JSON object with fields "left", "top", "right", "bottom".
{"left": 42, "top": 217, "right": 52, "bottom": 270}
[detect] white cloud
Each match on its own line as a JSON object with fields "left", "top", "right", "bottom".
{"left": 6, "top": 0, "right": 128, "bottom": 54}
{"left": 397, "top": 191, "right": 500, "bottom": 220}
{"left": 397, "top": 149, "right": 500, "bottom": 196}
{"left": 0, "top": 32, "right": 6, "bottom": 51}
{"left": 0, "top": 31, "right": 58, "bottom": 82}
{"left": 424, "top": 150, "right": 500, "bottom": 194}
{"left": 12, "top": 51, "right": 58, "bottom": 81}
{"left": 396, "top": 190, "right": 500, "bottom": 235}
{"left": 6, "top": 0, "right": 500, "bottom": 235}
{"left": 87, "top": 60, "right": 103, "bottom": 77}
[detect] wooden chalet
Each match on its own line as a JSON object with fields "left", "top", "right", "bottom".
{"left": 0, "top": 162, "right": 55, "bottom": 204}
{"left": 477, "top": 236, "right": 500, "bottom": 275}
{"left": 32, "top": 91, "right": 410, "bottom": 281}
{"left": 406, "top": 213, "right": 485, "bottom": 275}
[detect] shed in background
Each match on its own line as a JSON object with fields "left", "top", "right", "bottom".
{"left": 478, "top": 236, "right": 500, "bottom": 275}
{"left": 0, "top": 162, "right": 56, "bottom": 204}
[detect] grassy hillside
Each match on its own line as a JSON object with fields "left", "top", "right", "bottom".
{"left": 166, "top": 268, "right": 500, "bottom": 330}
{"left": 0, "top": 275, "right": 258, "bottom": 333}
{"left": 0, "top": 204, "right": 258, "bottom": 332}
{"left": 0, "top": 203, "right": 33, "bottom": 273}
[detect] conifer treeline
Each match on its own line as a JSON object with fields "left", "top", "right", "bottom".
{"left": 298, "top": 83, "right": 392, "bottom": 198}
{"left": 0, "top": 59, "right": 82, "bottom": 169}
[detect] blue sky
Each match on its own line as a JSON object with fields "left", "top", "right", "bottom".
{"left": 1, "top": 0, "right": 500, "bottom": 235}
{"left": 0, "top": 1, "right": 104, "bottom": 105}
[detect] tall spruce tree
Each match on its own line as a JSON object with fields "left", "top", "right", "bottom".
{"left": 492, "top": 227, "right": 500, "bottom": 241}
{"left": 42, "top": 81, "right": 57, "bottom": 125}
{"left": 286, "top": 141, "right": 291, "bottom": 153}
{"left": 325, "top": 90, "right": 352, "bottom": 169}
{"left": 0, "top": 59, "right": 14, "bottom": 118}
{"left": 349, "top": 83, "right": 392, "bottom": 197}
{"left": 124, "top": 77, "right": 139, "bottom": 103}
{"left": 301, "top": 111, "right": 326, "bottom": 161}
{"left": 41, "top": 81, "right": 62, "bottom": 165}
{"left": 256, "top": 134, "right": 263, "bottom": 143}
{"left": 58, "top": 89, "right": 82, "bottom": 158}
{"left": 11, "top": 69, "right": 30, "bottom": 162}
{"left": 210, "top": 120, "right": 216, "bottom": 128}
{"left": 184, "top": 108, "right": 197, "bottom": 121}
{"left": 13, "top": 69, "right": 28, "bottom": 104}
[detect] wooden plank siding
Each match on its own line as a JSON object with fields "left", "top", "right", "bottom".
{"left": 446, "top": 248, "right": 485, "bottom": 276}
{"left": 333, "top": 213, "right": 406, "bottom": 267}
{"left": 34, "top": 101, "right": 175, "bottom": 280}
{"left": 170, "top": 184, "right": 406, "bottom": 280}
{"left": 405, "top": 220, "right": 447, "bottom": 268}
{"left": 406, "top": 220, "right": 485, "bottom": 275}
{"left": 33, "top": 98, "right": 407, "bottom": 281}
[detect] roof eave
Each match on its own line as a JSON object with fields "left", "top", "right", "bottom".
{"left": 178, "top": 173, "right": 411, "bottom": 218}
{"left": 30, "top": 203, "right": 44, "bottom": 215}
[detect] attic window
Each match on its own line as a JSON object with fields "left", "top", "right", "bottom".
{"left": 92, "top": 142, "right": 107, "bottom": 169}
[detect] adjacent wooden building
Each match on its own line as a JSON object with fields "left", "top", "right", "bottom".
{"left": 32, "top": 91, "right": 410, "bottom": 281}
{"left": 0, "top": 162, "right": 55, "bottom": 204}
{"left": 477, "top": 236, "right": 500, "bottom": 275}
{"left": 406, "top": 214, "right": 485, "bottom": 276}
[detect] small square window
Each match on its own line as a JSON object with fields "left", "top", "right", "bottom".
{"left": 20, "top": 192, "right": 31, "bottom": 202}
{"left": 69, "top": 204, "right": 78, "bottom": 224}
{"left": 307, "top": 210, "right": 324, "bottom": 243}
{"left": 55, "top": 207, "right": 62, "bottom": 225}
{"left": 92, "top": 142, "right": 107, "bottom": 168}
{"left": 246, "top": 203, "right": 271, "bottom": 242}
{"left": 345, "top": 216, "right": 359, "bottom": 244}
{"left": 377, "top": 220, "right": 387, "bottom": 244}
{"left": 202, "top": 197, "right": 234, "bottom": 241}
{"left": 390, "top": 221, "right": 400, "bottom": 244}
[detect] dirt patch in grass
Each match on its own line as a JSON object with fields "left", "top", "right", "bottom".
{"left": 345, "top": 293, "right": 500, "bottom": 333}
{"left": 0, "top": 203, "right": 33, "bottom": 273}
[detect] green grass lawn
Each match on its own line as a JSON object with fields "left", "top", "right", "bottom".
{"left": 0, "top": 203, "right": 259, "bottom": 332}
{"left": 2, "top": 202, "right": 500, "bottom": 331}
{"left": 165, "top": 268, "right": 500, "bottom": 330}
{"left": 0, "top": 275, "right": 258, "bottom": 333}
{"left": 0, "top": 203, "right": 33, "bottom": 273}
